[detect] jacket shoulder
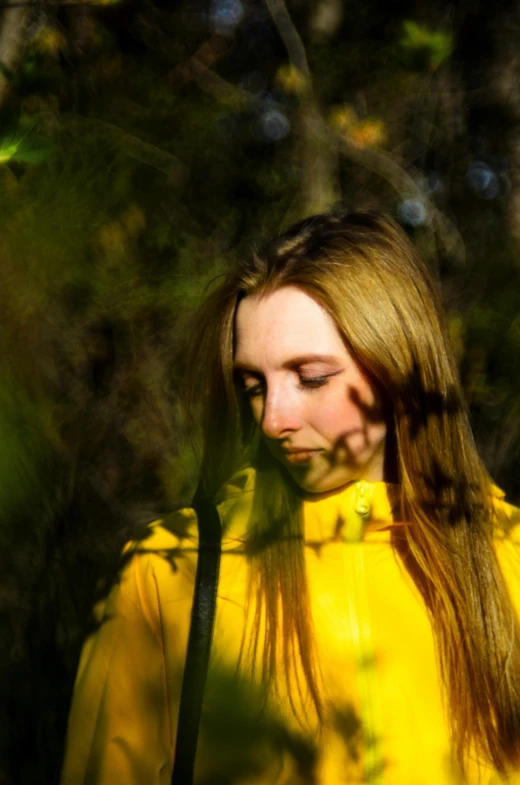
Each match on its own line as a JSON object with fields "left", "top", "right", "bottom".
{"left": 128, "top": 507, "right": 199, "bottom": 554}
{"left": 93, "top": 509, "right": 199, "bottom": 640}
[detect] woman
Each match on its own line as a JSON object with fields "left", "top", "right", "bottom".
{"left": 61, "top": 209, "right": 520, "bottom": 784}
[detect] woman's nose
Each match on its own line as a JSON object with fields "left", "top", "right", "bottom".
{"left": 261, "top": 388, "right": 300, "bottom": 439}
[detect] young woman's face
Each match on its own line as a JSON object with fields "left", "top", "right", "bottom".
{"left": 234, "top": 286, "right": 387, "bottom": 494}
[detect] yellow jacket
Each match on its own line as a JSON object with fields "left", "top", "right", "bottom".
{"left": 61, "top": 472, "right": 520, "bottom": 784}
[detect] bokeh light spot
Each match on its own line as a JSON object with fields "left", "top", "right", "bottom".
{"left": 211, "top": 0, "right": 244, "bottom": 35}
{"left": 466, "top": 161, "right": 500, "bottom": 199}
{"left": 259, "top": 110, "right": 291, "bottom": 142}
{"left": 398, "top": 199, "right": 427, "bottom": 226}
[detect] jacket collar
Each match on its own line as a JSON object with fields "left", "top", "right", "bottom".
{"left": 218, "top": 469, "right": 403, "bottom": 546}
{"left": 302, "top": 479, "right": 403, "bottom": 544}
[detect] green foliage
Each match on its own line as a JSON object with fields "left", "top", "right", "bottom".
{"left": 0, "top": 117, "right": 56, "bottom": 165}
{"left": 396, "top": 20, "right": 453, "bottom": 71}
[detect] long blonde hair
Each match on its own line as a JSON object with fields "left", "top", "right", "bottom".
{"left": 187, "top": 209, "right": 520, "bottom": 775}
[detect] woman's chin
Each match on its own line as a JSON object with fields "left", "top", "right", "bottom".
{"left": 287, "top": 464, "right": 357, "bottom": 496}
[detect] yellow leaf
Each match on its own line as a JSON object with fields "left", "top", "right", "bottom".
{"left": 33, "top": 28, "right": 67, "bottom": 55}
{"left": 274, "top": 64, "right": 308, "bottom": 95}
{"left": 348, "top": 119, "right": 386, "bottom": 148}
{"left": 328, "top": 105, "right": 359, "bottom": 135}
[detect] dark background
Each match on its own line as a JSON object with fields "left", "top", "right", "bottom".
{"left": 1, "top": 0, "right": 520, "bottom": 781}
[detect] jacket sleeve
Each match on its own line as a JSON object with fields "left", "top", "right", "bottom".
{"left": 60, "top": 545, "right": 173, "bottom": 785}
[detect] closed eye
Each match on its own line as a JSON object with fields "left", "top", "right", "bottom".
{"left": 241, "top": 374, "right": 335, "bottom": 398}
{"left": 298, "top": 375, "right": 331, "bottom": 389}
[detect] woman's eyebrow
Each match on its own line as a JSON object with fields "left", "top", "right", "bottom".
{"left": 283, "top": 354, "right": 341, "bottom": 368}
{"left": 233, "top": 354, "right": 341, "bottom": 372}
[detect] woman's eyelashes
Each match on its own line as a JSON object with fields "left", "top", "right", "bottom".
{"left": 241, "top": 373, "right": 335, "bottom": 398}
{"left": 298, "top": 375, "right": 333, "bottom": 389}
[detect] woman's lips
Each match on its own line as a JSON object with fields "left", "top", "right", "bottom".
{"left": 283, "top": 449, "right": 321, "bottom": 464}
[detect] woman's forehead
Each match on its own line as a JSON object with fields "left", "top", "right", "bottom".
{"left": 234, "top": 286, "right": 347, "bottom": 369}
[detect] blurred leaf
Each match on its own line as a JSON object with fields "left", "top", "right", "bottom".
{"left": 328, "top": 105, "right": 358, "bottom": 135}
{"left": 0, "top": 124, "right": 56, "bottom": 165}
{"left": 0, "top": 140, "right": 19, "bottom": 164}
{"left": 33, "top": 28, "right": 68, "bottom": 56}
{"left": 396, "top": 20, "right": 453, "bottom": 71}
{"left": 274, "top": 63, "right": 308, "bottom": 95}
{"left": 11, "top": 135, "right": 57, "bottom": 164}
{"left": 348, "top": 118, "right": 386, "bottom": 148}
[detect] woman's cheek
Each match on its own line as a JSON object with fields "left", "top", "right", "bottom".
{"left": 314, "top": 394, "right": 361, "bottom": 438}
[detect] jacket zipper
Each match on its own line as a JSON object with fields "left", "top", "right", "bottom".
{"left": 343, "top": 481, "right": 384, "bottom": 783}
